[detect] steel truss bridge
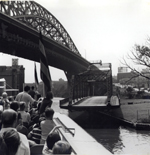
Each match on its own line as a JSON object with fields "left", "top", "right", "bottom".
{"left": 0, "top": 1, "right": 113, "bottom": 108}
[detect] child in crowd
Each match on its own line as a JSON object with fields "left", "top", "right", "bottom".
{"left": 52, "top": 141, "right": 72, "bottom": 154}
{"left": 40, "top": 108, "right": 55, "bottom": 144}
{"left": 10, "top": 101, "right": 22, "bottom": 126}
{"left": 19, "top": 101, "right": 31, "bottom": 128}
{"left": 0, "top": 92, "right": 10, "bottom": 110}
{"left": 42, "top": 125, "right": 62, "bottom": 155}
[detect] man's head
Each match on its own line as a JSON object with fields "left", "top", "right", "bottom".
{"left": 45, "top": 108, "right": 54, "bottom": 119}
{"left": 52, "top": 141, "right": 72, "bottom": 154}
{"left": 10, "top": 101, "right": 19, "bottom": 112}
{"left": 2, "top": 109, "right": 17, "bottom": 128}
{"left": 19, "top": 102, "right": 25, "bottom": 111}
{"left": 24, "top": 85, "right": 30, "bottom": 92}
{"left": 46, "top": 132, "right": 61, "bottom": 150}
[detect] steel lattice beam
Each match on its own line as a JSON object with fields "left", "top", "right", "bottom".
{"left": 0, "top": 1, "right": 80, "bottom": 55}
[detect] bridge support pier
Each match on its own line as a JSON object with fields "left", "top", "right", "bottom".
{"left": 64, "top": 72, "right": 74, "bottom": 105}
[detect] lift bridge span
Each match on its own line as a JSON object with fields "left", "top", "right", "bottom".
{"left": 0, "top": 1, "right": 118, "bottom": 110}
{"left": 60, "top": 63, "right": 120, "bottom": 111}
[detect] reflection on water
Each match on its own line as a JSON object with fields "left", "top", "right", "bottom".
{"left": 86, "top": 126, "right": 150, "bottom": 155}
{"left": 52, "top": 98, "right": 150, "bottom": 155}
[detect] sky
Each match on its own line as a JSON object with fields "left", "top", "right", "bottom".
{"left": 1, "top": 0, "right": 150, "bottom": 83}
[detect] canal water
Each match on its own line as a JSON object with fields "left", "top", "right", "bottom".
{"left": 52, "top": 98, "right": 150, "bottom": 155}
{"left": 86, "top": 127, "right": 150, "bottom": 155}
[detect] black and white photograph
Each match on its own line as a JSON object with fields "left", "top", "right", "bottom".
{"left": 0, "top": 0, "right": 150, "bottom": 154}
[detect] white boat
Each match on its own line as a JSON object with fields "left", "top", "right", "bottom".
{"left": 53, "top": 112, "right": 112, "bottom": 155}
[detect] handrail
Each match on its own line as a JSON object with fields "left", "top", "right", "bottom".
{"left": 65, "top": 127, "right": 75, "bottom": 137}
{"left": 54, "top": 117, "right": 75, "bottom": 137}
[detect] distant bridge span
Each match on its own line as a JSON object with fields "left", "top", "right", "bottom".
{"left": 0, "top": 1, "right": 90, "bottom": 74}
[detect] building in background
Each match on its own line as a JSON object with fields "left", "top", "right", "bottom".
{"left": 117, "top": 67, "right": 150, "bottom": 89}
{"left": 118, "top": 67, "right": 128, "bottom": 73}
{"left": 0, "top": 59, "right": 24, "bottom": 96}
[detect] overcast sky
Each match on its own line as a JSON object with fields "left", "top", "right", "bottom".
{"left": 1, "top": 0, "right": 150, "bottom": 83}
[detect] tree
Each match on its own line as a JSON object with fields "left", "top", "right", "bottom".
{"left": 122, "top": 37, "right": 150, "bottom": 81}
{"left": 119, "top": 78, "right": 130, "bottom": 85}
{"left": 126, "top": 86, "right": 134, "bottom": 99}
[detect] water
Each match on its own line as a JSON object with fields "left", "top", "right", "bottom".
{"left": 52, "top": 98, "right": 150, "bottom": 155}
{"left": 86, "top": 127, "right": 150, "bottom": 155}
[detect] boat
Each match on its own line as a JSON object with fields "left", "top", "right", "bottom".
{"left": 53, "top": 112, "right": 112, "bottom": 155}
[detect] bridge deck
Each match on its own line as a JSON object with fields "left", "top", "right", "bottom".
{"left": 73, "top": 96, "right": 108, "bottom": 107}
{"left": 60, "top": 96, "right": 108, "bottom": 110}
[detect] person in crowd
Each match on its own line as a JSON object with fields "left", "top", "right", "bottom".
{"left": 0, "top": 129, "right": 21, "bottom": 155}
{"left": 28, "top": 86, "right": 35, "bottom": 99}
{"left": 37, "top": 96, "right": 43, "bottom": 104}
{"left": 8, "top": 96, "right": 15, "bottom": 103}
{"left": 16, "top": 123, "right": 28, "bottom": 137}
{"left": 19, "top": 101, "right": 31, "bottom": 128}
{"left": 0, "top": 92, "right": 10, "bottom": 110}
{"left": 35, "top": 92, "right": 41, "bottom": 101}
{"left": 52, "top": 141, "right": 72, "bottom": 154}
{"left": 10, "top": 101, "right": 28, "bottom": 136}
{"left": 0, "top": 104, "right": 3, "bottom": 113}
{"left": 39, "top": 91, "right": 53, "bottom": 115}
{"left": 0, "top": 109, "right": 30, "bottom": 155}
{"left": 15, "top": 85, "right": 35, "bottom": 112}
{"left": 0, "top": 110, "right": 3, "bottom": 130}
{"left": 10, "top": 101, "right": 22, "bottom": 126}
{"left": 37, "top": 100, "right": 42, "bottom": 114}
{"left": 42, "top": 125, "right": 62, "bottom": 155}
{"left": 10, "top": 101, "right": 19, "bottom": 112}
{"left": 28, "top": 101, "right": 40, "bottom": 128}
{"left": 28, "top": 120, "right": 41, "bottom": 144}
{"left": 30, "top": 101, "right": 38, "bottom": 116}
{"left": 40, "top": 108, "right": 55, "bottom": 144}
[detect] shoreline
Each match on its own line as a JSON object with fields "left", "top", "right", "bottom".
{"left": 103, "top": 98, "right": 150, "bottom": 130}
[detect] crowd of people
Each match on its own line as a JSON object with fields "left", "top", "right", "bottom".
{"left": 0, "top": 85, "right": 72, "bottom": 155}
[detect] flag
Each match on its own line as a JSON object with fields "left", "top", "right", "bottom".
{"left": 34, "top": 62, "right": 39, "bottom": 90}
{"left": 39, "top": 31, "right": 51, "bottom": 96}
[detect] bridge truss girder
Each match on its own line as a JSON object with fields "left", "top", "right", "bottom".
{"left": 69, "top": 65, "right": 113, "bottom": 103}
{"left": 0, "top": 12, "right": 90, "bottom": 74}
{"left": 0, "top": 1, "right": 80, "bottom": 55}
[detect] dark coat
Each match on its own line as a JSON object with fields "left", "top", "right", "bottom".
{"left": 39, "top": 98, "right": 52, "bottom": 114}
